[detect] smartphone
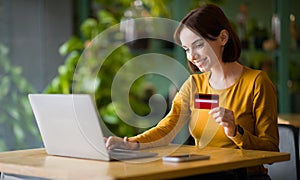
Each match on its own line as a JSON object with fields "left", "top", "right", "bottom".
{"left": 162, "top": 154, "right": 210, "bottom": 162}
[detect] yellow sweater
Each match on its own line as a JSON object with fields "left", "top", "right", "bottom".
{"left": 133, "top": 66, "right": 279, "bottom": 174}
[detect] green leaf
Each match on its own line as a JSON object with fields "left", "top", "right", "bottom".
{"left": 65, "top": 51, "right": 80, "bottom": 67}
{"left": 59, "top": 36, "right": 84, "bottom": 55}
{"left": 97, "top": 10, "right": 117, "bottom": 25}
{"left": 16, "top": 78, "right": 27, "bottom": 90}
{"left": 58, "top": 65, "right": 67, "bottom": 76}
{"left": 0, "top": 76, "right": 11, "bottom": 98}
{"left": 0, "top": 139, "right": 7, "bottom": 151}
{"left": 13, "top": 123, "right": 25, "bottom": 142}
{"left": 7, "top": 108, "right": 20, "bottom": 121}
{"left": 11, "top": 66, "right": 22, "bottom": 76}
{"left": 80, "top": 18, "right": 99, "bottom": 40}
{"left": 102, "top": 114, "right": 120, "bottom": 125}
{"left": 0, "top": 43, "right": 9, "bottom": 56}
{"left": 100, "top": 103, "right": 120, "bottom": 125}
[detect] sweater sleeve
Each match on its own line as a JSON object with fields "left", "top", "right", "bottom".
{"left": 132, "top": 76, "right": 193, "bottom": 149}
{"left": 230, "top": 71, "right": 279, "bottom": 152}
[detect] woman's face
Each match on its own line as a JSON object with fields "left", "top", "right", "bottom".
{"left": 179, "top": 27, "right": 223, "bottom": 72}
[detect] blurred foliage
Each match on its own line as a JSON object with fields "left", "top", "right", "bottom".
{"left": 242, "top": 50, "right": 278, "bottom": 85}
{"left": 190, "top": 0, "right": 226, "bottom": 8}
{"left": 45, "top": 0, "right": 160, "bottom": 137}
{"left": 92, "top": 0, "right": 172, "bottom": 18}
{"left": 289, "top": 59, "right": 300, "bottom": 93}
{"left": 0, "top": 43, "right": 41, "bottom": 151}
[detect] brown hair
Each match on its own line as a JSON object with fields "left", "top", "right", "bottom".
{"left": 174, "top": 4, "right": 241, "bottom": 73}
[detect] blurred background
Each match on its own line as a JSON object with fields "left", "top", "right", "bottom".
{"left": 0, "top": 0, "right": 300, "bottom": 151}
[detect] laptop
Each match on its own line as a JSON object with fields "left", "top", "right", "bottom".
{"left": 28, "top": 94, "right": 157, "bottom": 161}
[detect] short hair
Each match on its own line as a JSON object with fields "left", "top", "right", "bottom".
{"left": 174, "top": 4, "right": 241, "bottom": 73}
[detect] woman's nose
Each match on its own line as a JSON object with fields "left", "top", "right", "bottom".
{"left": 189, "top": 51, "right": 198, "bottom": 61}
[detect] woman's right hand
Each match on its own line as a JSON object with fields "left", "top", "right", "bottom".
{"left": 105, "top": 136, "right": 139, "bottom": 150}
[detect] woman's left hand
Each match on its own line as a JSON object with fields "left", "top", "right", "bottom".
{"left": 209, "top": 107, "right": 237, "bottom": 137}
{"left": 105, "top": 136, "right": 139, "bottom": 150}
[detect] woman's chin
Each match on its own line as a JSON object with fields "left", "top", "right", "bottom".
{"left": 198, "top": 67, "right": 206, "bottom": 73}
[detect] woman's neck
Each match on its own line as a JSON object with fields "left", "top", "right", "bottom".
{"left": 209, "top": 62, "right": 243, "bottom": 90}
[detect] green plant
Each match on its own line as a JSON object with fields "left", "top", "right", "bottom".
{"left": 190, "top": 0, "right": 225, "bottom": 8}
{"left": 0, "top": 43, "right": 41, "bottom": 151}
{"left": 242, "top": 51, "right": 278, "bottom": 85}
{"left": 45, "top": 0, "right": 155, "bottom": 137}
{"left": 93, "top": 0, "right": 172, "bottom": 18}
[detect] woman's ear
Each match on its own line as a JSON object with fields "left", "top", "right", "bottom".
{"left": 219, "top": 29, "right": 229, "bottom": 46}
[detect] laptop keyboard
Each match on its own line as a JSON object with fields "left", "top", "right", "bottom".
{"left": 109, "top": 149, "right": 158, "bottom": 160}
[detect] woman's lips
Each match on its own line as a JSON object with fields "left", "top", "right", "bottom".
{"left": 194, "top": 57, "right": 207, "bottom": 67}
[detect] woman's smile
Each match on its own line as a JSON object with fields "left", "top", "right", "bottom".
{"left": 193, "top": 57, "right": 208, "bottom": 70}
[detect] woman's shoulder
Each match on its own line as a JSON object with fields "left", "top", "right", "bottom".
{"left": 242, "top": 66, "right": 273, "bottom": 85}
{"left": 242, "top": 66, "right": 269, "bottom": 79}
{"left": 243, "top": 66, "right": 261, "bottom": 74}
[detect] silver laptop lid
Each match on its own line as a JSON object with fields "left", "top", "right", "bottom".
{"left": 28, "top": 94, "right": 110, "bottom": 161}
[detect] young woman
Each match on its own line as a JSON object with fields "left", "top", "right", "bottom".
{"left": 106, "top": 4, "right": 278, "bottom": 179}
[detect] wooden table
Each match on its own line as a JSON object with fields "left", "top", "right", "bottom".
{"left": 278, "top": 114, "right": 300, "bottom": 127}
{"left": 0, "top": 144, "right": 289, "bottom": 180}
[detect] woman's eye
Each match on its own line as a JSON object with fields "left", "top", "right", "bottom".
{"left": 195, "top": 43, "right": 204, "bottom": 48}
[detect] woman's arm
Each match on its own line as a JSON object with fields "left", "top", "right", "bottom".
{"left": 229, "top": 71, "right": 279, "bottom": 151}
{"left": 105, "top": 76, "right": 194, "bottom": 150}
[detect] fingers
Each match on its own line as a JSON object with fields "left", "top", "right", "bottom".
{"left": 209, "top": 107, "right": 235, "bottom": 127}
{"left": 123, "top": 136, "right": 129, "bottom": 143}
{"left": 105, "top": 136, "right": 138, "bottom": 150}
{"left": 105, "top": 136, "right": 124, "bottom": 150}
{"left": 209, "top": 107, "right": 237, "bottom": 137}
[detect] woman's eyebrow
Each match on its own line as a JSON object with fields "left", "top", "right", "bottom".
{"left": 182, "top": 38, "right": 203, "bottom": 48}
